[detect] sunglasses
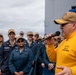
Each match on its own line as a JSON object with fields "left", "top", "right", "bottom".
{"left": 0, "top": 35, "right": 3, "bottom": 37}
{"left": 9, "top": 32, "right": 15, "bottom": 35}
{"left": 20, "top": 33, "right": 24, "bottom": 35}
{"left": 34, "top": 35, "right": 39, "bottom": 38}
{"left": 61, "top": 23, "right": 68, "bottom": 27}
{"left": 61, "top": 22, "right": 73, "bottom": 27}
{"left": 28, "top": 34, "right": 33, "bottom": 36}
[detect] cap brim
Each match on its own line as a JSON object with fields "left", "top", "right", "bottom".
{"left": 54, "top": 19, "right": 69, "bottom": 24}
{"left": 8, "top": 31, "right": 15, "bottom": 34}
{"left": 27, "top": 34, "right": 33, "bottom": 36}
{"left": 16, "top": 37, "right": 24, "bottom": 41}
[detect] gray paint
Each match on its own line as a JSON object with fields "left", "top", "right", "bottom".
{"left": 45, "top": 0, "right": 76, "bottom": 34}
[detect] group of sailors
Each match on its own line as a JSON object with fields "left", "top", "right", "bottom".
{"left": 0, "top": 29, "right": 61, "bottom": 75}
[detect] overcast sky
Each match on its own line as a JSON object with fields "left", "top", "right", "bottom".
{"left": 0, "top": 0, "right": 45, "bottom": 40}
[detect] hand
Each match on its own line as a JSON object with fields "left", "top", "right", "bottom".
{"left": 41, "top": 63, "right": 45, "bottom": 68}
{"left": 32, "top": 61, "right": 34, "bottom": 65}
{"left": 14, "top": 72, "right": 19, "bottom": 75}
{"left": 0, "top": 70, "right": 2, "bottom": 75}
{"left": 44, "top": 34, "right": 55, "bottom": 45}
{"left": 48, "top": 63, "right": 54, "bottom": 70}
{"left": 55, "top": 66, "right": 72, "bottom": 75}
{"left": 18, "top": 71, "right": 24, "bottom": 75}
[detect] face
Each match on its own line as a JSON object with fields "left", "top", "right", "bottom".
{"left": 27, "top": 34, "right": 33, "bottom": 41}
{"left": 0, "top": 36, "right": 3, "bottom": 42}
{"left": 17, "top": 39, "right": 24, "bottom": 47}
{"left": 20, "top": 33, "right": 24, "bottom": 37}
{"left": 33, "top": 35, "right": 39, "bottom": 41}
{"left": 43, "top": 40, "right": 47, "bottom": 45}
{"left": 60, "top": 22, "right": 75, "bottom": 38}
{"left": 8, "top": 32, "right": 15, "bottom": 40}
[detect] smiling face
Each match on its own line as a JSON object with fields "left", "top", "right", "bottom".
{"left": 17, "top": 39, "right": 24, "bottom": 47}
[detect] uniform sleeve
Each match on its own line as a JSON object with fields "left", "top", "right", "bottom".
{"left": 34, "top": 43, "right": 38, "bottom": 61}
{"left": 23, "top": 49, "right": 33, "bottom": 73}
{"left": 46, "top": 45, "right": 56, "bottom": 62}
{"left": 9, "top": 51, "right": 16, "bottom": 73}
{"left": 38, "top": 43, "right": 46, "bottom": 63}
{"left": 41, "top": 44, "right": 49, "bottom": 65}
{"left": 0, "top": 45, "right": 3, "bottom": 69}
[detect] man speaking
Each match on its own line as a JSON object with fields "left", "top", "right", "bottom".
{"left": 45, "top": 12, "right": 76, "bottom": 75}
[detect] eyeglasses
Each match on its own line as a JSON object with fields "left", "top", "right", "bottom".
{"left": 17, "top": 40, "right": 24, "bottom": 43}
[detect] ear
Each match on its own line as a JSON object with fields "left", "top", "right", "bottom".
{"left": 72, "top": 22, "right": 76, "bottom": 30}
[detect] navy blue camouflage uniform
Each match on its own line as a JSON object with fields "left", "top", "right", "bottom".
{"left": 1, "top": 40, "right": 17, "bottom": 75}
{"left": 43, "top": 49, "right": 55, "bottom": 75}
{"left": 34, "top": 40, "right": 47, "bottom": 75}
{"left": 0, "top": 44, "right": 3, "bottom": 70}
{"left": 25, "top": 41, "right": 38, "bottom": 75}
{"left": 9, "top": 47, "right": 33, "bottom": 75}
{"left": 25, "top": 41, "right": 38, "bottom": 61}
